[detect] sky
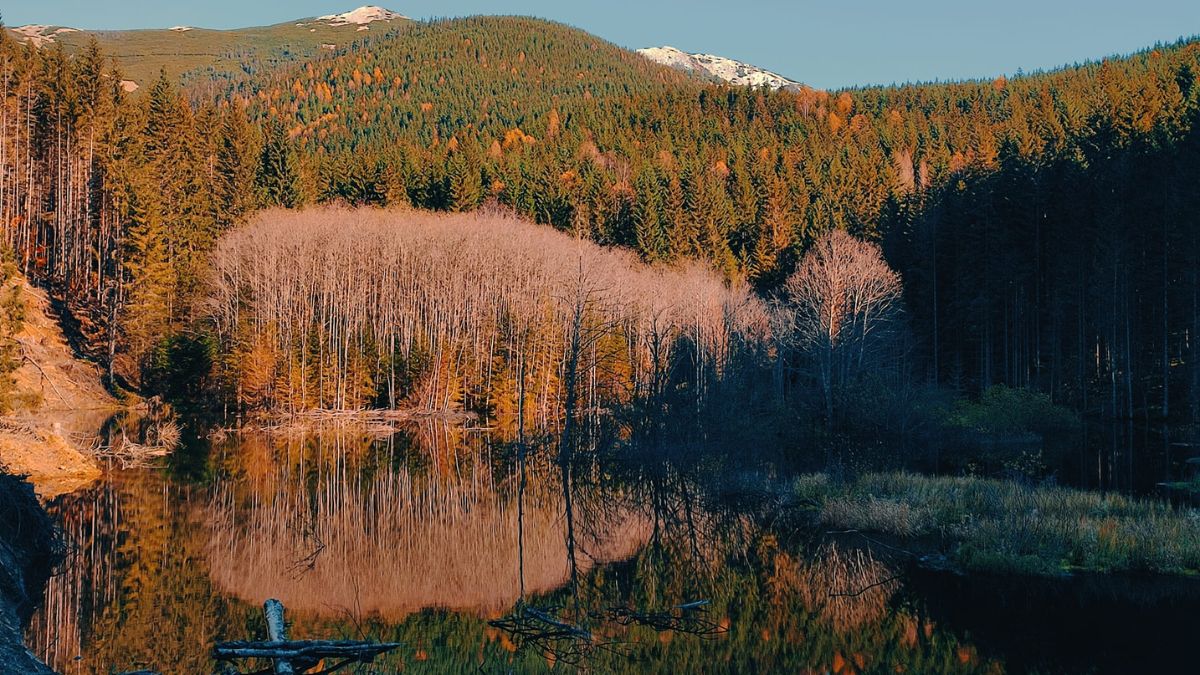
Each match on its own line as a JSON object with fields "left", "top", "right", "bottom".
{"left": 3, "top": 1, "right": 1199, "bottom": 89}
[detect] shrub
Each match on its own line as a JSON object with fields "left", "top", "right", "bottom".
{"left": 944, "top": 385, "right": 1079, "bottom": 436}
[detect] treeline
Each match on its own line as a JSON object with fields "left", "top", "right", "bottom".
{"left": 885, "top": 104, "right": 1200, "bottom": 421}
{"left": 5, "top": 14, "right": 1200, "bottom": 424}
{"left": 227, "top": 17, "right": 1200, "bottom": 421}
{"left": 0, "top": 28, "right": 302, "bottom": 388}
{"left": 206, "top": 208, "right": 768, "bottom": 421}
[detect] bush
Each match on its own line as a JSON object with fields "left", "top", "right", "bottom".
{"left": 944, "top": 385, "right": 1079, "bottom": 436}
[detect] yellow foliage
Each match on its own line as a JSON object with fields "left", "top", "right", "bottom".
{"left": 828, "top": 111, "right": 844, "bottom": 134}
{"left": 835, "top": 91, "right": 854, "bottom": 116}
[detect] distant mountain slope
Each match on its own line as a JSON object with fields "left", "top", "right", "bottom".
{"left": 242, "top": 15, "right": 698, "bottom": 147}
{"left": 637, "top": 45, "right": 804, "bottom": 90}
{"left": 4, "top": 6, "right": 409, "bottom": 91}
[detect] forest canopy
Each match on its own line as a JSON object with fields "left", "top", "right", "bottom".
{"left": 1, "top": 15, "right": 1199, "bottom": 427}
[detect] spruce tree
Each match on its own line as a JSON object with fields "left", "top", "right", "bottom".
{"left": 448, "top": 150, "right": 482, "bottom": 212}
{"left": 215, "top": 102, "right": 259, "bottom": 225}
{"left": 633, "top": 167, "right": 667, "bottom": 261}
{"left": 257, "top": 118, "right": 303, "bottom": 208}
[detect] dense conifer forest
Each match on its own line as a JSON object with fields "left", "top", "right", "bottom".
{"left": 2, "top": 14, "right": 1199, "bottom": 429}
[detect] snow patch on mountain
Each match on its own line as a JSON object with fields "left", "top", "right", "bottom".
{"left": 11, "top": 25, "right": 79, "bottom": 47}
{"left": 637, "top": 46, "right": 802, "bottom": 91}
{"left": 169, "top": 26, "right": 193, "bottom": 32}
{"left": 316, "top": 6, "right": 408, "bottom": 26}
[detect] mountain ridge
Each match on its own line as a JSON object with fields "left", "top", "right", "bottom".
{"left": 5, "top": 8, "right": 810, "bottom": 95}
{"left": 637, "top": 45, "right": 805, "bottom": 90}
{"left": 3, "top": 6, "right": 409, "bottom": 90}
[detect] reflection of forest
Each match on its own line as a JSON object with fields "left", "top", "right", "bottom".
{"left": 27, "top": 470, "right": 238, "bottom": 674}
{"left": 27, "top": 426, "right": 1001, "bottom": 674}
{"left": 205, "top": 430, "right": 652, "bottom": 617}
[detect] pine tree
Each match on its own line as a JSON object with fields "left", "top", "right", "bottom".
{"left": 448, "top": 149, "right": 482, "bottom": 212}
{"left": 257, "top": 118, "right": 303, "bottom": 208}
{"left": 215, "top": 102, "right": 259, "bottom": 225}
{"left": 664, "top": 172, "right": 693, "bottom": 260}
{"left": 633, "top": 167, "right": 667, "bottom": 261}
{"left": 120, "top": 184, "right": 175, "bottom": 381}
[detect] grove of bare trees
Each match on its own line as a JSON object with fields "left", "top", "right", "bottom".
{"left": 206, "top": 207, "right": 771, "bottom": 421}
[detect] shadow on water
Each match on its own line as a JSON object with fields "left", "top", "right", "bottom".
{"left": 908, "top": 568, "right": 1200, "bottom": 675}
{"left": 23, "top": 421, "right": 1200, "bottom": 674}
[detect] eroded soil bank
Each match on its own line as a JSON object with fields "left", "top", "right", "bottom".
{"left": 0, "top": 275, "right": 120, "bottom": 498}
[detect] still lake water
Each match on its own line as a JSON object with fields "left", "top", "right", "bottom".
{"left": 26, "top": 423, "right": 1200, "bottom": 674}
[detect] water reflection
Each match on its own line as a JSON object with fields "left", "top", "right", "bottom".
{"left": 205, "top": 431, "right": 651, "bottom": 618}
{"left": 27, "top": 422, "right": 1194, "bottom": 674}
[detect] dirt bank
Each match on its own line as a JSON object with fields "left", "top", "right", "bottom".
{"left": 0, "top": 276, "right": 121, "bottom": 498}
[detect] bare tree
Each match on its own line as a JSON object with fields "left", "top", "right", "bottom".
{"left": 206, "top": 207, "right": 770, "bottom": 418}
{"left": 780, "top": 229, "right": 904, "bottom": 421}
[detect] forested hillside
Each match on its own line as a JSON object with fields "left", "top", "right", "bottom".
{"left": 2, "top": 12, "right": 1199, "bottom": 426}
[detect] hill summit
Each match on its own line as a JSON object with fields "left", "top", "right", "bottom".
{"left": 637, "top": 45, "right": 803, "bottom": 90}
{"left": 314, "top": 6, "right": 409, "bottom": 26}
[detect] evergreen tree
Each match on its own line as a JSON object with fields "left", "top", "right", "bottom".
{"left": 257, "top": 118, "right": 303, "bottom": 208}
{"left": 215, "top": 102, "right": 259, "bottom": 225}
{"left": 448, "top": 149, "right": 483, "bottom": 212}
{"left": 0, "top": 249, "right": 25, "bottom": 411}
{"left": 633, "top": 167, "right": 668, "bottom": 261}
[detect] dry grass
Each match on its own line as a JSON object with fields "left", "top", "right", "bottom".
{"left": 803, "top": 472, "right": 1200, "bottom": 576}
{"left": 780, "top": 543, "right": 897, "bottom": 631}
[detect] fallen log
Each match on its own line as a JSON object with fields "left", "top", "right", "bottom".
{"left": 212, "top": 600, "right": 402, "bottom": 674}
{"left": 213, "top": 641, "right": 404, "bottom": 660}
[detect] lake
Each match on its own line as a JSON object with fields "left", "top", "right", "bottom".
{"left": 26, "top": 422, "right": 1200, "bottom": 674}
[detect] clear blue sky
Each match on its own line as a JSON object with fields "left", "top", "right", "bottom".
{"left": 3, "top": 1, "right": 1199, "bottom": 89}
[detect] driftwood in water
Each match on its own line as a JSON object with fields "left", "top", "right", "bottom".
{"left": 598, "top": 599, "right": 727, "bottom": 636}
{"left": 488, "top": 605, "right": 595, "bottom": 664}
{"left": 487, "top": 600, "right": 723, "bottom": 665}
{"left": 212, "top": 599, "right": 401, "bottom": 674}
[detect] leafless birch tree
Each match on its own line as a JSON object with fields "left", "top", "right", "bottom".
{"left": 780, "top": 229, "right": 904, "bottom": 421}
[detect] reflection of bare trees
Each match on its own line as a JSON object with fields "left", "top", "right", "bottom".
{"left": 203, "top": 430, "right": 652, "bottom": 619}
{"left": 26, "top": 482, "right": 122, "bottom": 671}
{"left": 488, "top": 420, "right": 747, "bottom": 665}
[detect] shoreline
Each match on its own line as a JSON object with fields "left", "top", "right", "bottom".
{"left": 791, "top": 471, "right": 1200, "bottom": 578}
